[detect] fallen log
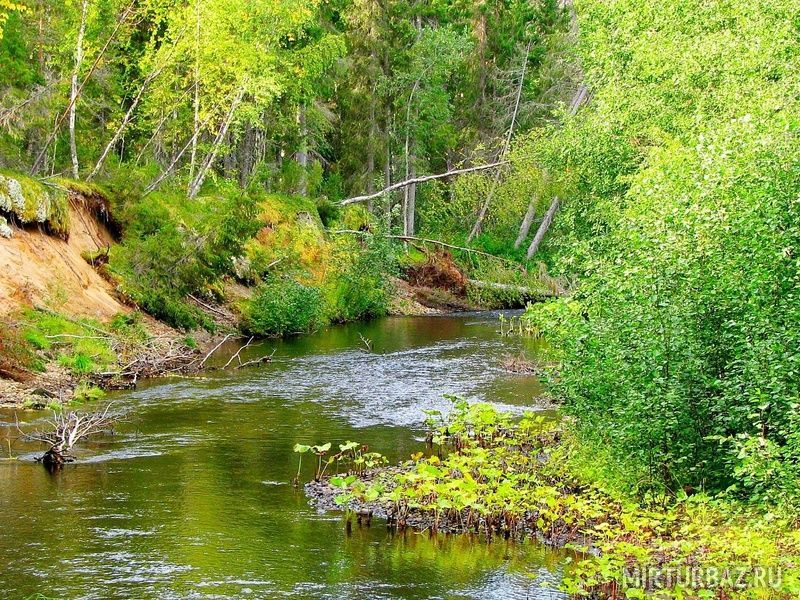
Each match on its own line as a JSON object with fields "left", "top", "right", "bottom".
{"left": 467, "top": 279, "right": 560, "bottom": 298}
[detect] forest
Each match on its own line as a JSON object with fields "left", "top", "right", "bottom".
{"left": 2, "top": 0, "right": 800, "bottom": 598}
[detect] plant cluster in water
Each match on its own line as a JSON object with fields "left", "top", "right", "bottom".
{"left": 305, "top": 398, "right": 800, "bottom": 599}
{"left": 293, "top": 440, "right": 387, "bottom": 488}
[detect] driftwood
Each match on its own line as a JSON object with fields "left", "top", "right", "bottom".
{"left": 197, "top": 334, "right": 234, "bottom": 368}
{"left": 223, "top": 336, "right": 254, "bottom": 369}
{"left": 188, "top": 293, "right": 229, "bottom": 318}
{"left": 467, "top": 279, "right": 549, "bottom": 298}
{"left": 358, "top": 333, "right": 373, "bottom": 353}
{"left": 17, "top": 404, "right": 117, "bottom": 469}
{"left": 236, "top": 349, "right": 276, "bottom": 369}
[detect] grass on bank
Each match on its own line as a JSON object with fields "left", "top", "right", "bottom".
{"left": 4, "top": 308, "right": 148, "bottom": 405}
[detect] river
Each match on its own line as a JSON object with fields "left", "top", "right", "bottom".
{"left": 0, "top": 312, "right": 569, "bottom": 599}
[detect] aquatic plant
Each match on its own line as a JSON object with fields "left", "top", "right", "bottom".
{"left": 316, "top": 400, "right": 800, "bottom": 598}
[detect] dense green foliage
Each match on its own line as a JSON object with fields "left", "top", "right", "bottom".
{"left": 243, "top": 279, "right": 323, "bottom": 337}
{"left": 0, "top": 0, "right": 566, "bottom": 336}
{"left": 523, "top": 0, "right": 800, "bottom": 507}
{"left": 109, "top": 187, "right": 260, "bottom": 330}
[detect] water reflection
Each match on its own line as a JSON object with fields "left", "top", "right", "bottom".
{"left": 0, "top": 313, "right": 566, "bottom": 599}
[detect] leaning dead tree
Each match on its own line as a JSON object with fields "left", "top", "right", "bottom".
{"left": 339, "top": 162, "right": 507, "bottom": 206}
{"left": 466, "top": 41, "right": 532, "bottom": 243}
{"left": 17, "top": 405, "right": 117, "bottom": 469}
{"left": 514, "top": 0, "right": 589, "bottom": 257}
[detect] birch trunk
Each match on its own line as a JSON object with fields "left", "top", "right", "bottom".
{"left": 526, "top": 197, "right": 559, "bottom": 259}
{"left": 188, "top": 0, "right": 201, "bottom": 187}
{"left": 296, "top": 103, "right": 308, "bottom": 195}
{"left": 403, "top": 160, "right": 416, "bottom": 236}
{"left": 187, "top": 86, "right": 244, "bottom": 199}
{"left": 514, "top": 195, "right": 538, "bottom": 249}
{"left": 88, "top": 67, "right": 163, "bottom": 181}
{"left": 69, "top": 0, "right": 89, "bottom": 179}
{"left": 384, "top": 106, "right": 392, "bottom": 230}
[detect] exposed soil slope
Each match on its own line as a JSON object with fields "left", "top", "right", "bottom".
{"left": 0, "top": 197, "right": 124, "bottom": 318}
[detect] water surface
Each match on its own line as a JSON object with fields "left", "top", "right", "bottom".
{"left": 1, "top": 312, "right": 567, "bottom": 599}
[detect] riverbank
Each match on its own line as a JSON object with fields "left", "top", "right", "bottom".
{"left": 303, "top": 401, "right": 800, "bottom": 599}
{"left": 1, "top": 171, "right": 539, "bottom": 407}
{"left": 0, "top": 277, "right": 491, "bottom": 408}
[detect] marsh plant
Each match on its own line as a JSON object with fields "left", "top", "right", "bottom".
{"left": 293, "top": 440, "right": 387, "bottom": 487}
{"left": 314, "top": 399, "right": 800, "bottom": 599}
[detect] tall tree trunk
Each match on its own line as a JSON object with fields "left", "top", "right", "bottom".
{"left": 526, "top": 198, "right": 559, "bottom": 259}
{"left": 69, "top": 0, "right": 89, "bottom": 179}
{"left": 366, "top": 89, "right": 377, "bottom": 211}
{"left": 187, "top": 86, "right": 244, "bottom": 199}
{"left": 296, "top": 103, "right": 308, "bottom": 195}
{"left": 514, "top": 194, "right": 538, "bottom": 249}
{"left": 31, "top": 0, "right": 136, "bottom": 175}
{"left": 188, "top": 0, "right": 201, "bottom": 188}
{"left": 466, "top": 42, "right": 530, "bottom": 243}
{"left": 88, "top": 66, "right": 163, "bottom": 180}
{"left": 384, "top": 106, "right": 392, "bottom": 231}
{"left": 403, "top": 159, "right": 416, "bottom": 236}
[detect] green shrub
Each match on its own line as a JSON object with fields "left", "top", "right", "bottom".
{"left": 243, "top": 279, "right": 324, "bottom": 336}
{"left": 109, "top": 190, "right": 259, "bottom": 330}
{"left": 325, "top": 234, "right": 392, "bottom": 322}
{"left": 23, "top": 329, "right": 50, "bottom": 350}
{"left": 523, "top": 0, "right": 800, "bottom": 505}
{"left": 72, "top": 381, "right": 106, "bottom": 403}
{"left": 59, "top": 352, "right": 94, "bottom": 374}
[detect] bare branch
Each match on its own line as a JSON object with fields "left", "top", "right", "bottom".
{"left": 340, "top": 162, "right": 508, "bottom": 206}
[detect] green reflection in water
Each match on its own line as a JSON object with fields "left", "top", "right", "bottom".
{"left": 1, "top": 313, "right": 567, "bottom": 599}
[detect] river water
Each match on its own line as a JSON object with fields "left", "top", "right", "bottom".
{"left": 0, "top": 312, "right": 568, "bottom": 599}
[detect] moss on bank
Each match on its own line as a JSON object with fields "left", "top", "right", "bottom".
{"left": 0, "top": 171, "right": 70, "bottom": 238}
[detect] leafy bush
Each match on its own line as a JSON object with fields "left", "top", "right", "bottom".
{"left": 523, "top": 0, "right": 800, "bottom": 505}
{"left": 325, "top": 233, "right": 392, "bottom": 322}
{"left": 110, "top": 190, "right": 259, "bottom": 330}
{"left": 242, "top": 279, "right": 324, "bottom": 336}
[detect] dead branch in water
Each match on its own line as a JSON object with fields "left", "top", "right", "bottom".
{"left": 358, "top": 333, "right": 373, "bottom": 353}
{"left": 17, "top": 404, "right": 117, "bottom": 468}
{"left": 223, "top": 336, "right": 254, "bottom": 368}
{"left": 237, "top": 348, "right": 276, "bottom": 369}
{"left": 197, "top": 334, "right": 234, "bottom": 368}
